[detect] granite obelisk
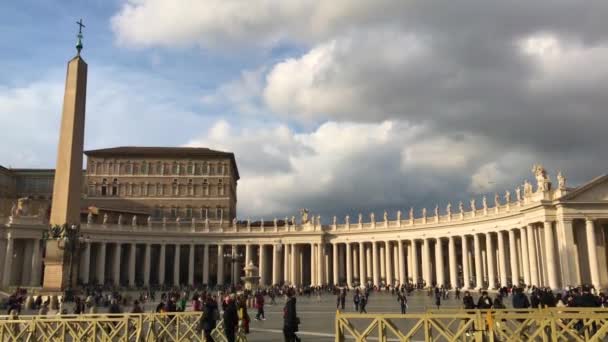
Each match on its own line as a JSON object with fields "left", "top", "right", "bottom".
{"left": 43, "top": 21, "right": 87, "bottom": 291}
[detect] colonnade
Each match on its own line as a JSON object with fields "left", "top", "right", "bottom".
{"left": 71, "top": 218, "right": 605, "bottom": 290}
{"left": 0, "top": 236, "right": 43, "bottom": 287}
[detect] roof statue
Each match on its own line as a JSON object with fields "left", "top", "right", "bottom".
{"left": 383, "top": 210, "right": 388, "bottom": 222}
{"left": 397, "top": 210, "right": 402, "bottom": 221}
{"left": 494, "top": 193, "right": 500, "bottom": 207}
{"left": 446, "top": 203, "right": 452, "bottom": 215}
{"left": 299, "top": 208, "right": 309, "bottom": 224}
{"left": 409, "top": 207, "right": 414, "bottom": 220}
{"left": 505, "top": 190, "right": 511, "bottom": 203}
{"left": 557, "top": 171, "right": 566, "bottom": 190}
{"left": 333, "top": 216, "right": 337, "bottom": 226}
{"left": 459, "top": 201, "right": 464, "bottom": 213}
{"left": 470, "top": 198, "right": 476, "bottom": 211}
{"left": 532, "top": 163, "right": 551, "bottom": 192}
{"left": 482, "top": 196, "right": 488, "bottom": 209}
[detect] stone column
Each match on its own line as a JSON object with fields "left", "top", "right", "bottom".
{"left": 143, "top": 244, "right": 151, "bottom": 286}
{"left": 310, "top": 244, "right": 316, "bottom": 286}
{"left": 31, "top": 240, "right": 42, "bottom": 286}
{"left": 202, "top": 244, "right": 209, "bottom": 285}
{"left": 379, "top": 244, "right": 386, "bottom": 282}
{"left": 422, "top": 239, "right": 430, "bottom": 286}
{"left": 508, "top": 229, "right": 519, "bottom": 286}
{"left": 520, "top": 227, "right": 531, "bottom": 286}
{"left": 412, "top": 240, "right": 419, "bottom": 285}
{"left": 557, "top": 219, "right": 580, "bottom": 287}
{"left": 332, "top": 243, "right": 339, "bottom": 285}
{"left": 173, "top": 244, "right": 181, "bottom": 286}
{"left": 544, "top": 221, "right": 559, "bottom": 289}
{"left": 290, "top": 244, "right": 297, "bottom": 286}
{"left": 113, "top": 243, "right": 121, "bottom": 286}
{"left": 485, "top": 233, "right": 496, "bottom": 289}
{"left": 526, "top": 225, "right": 539, "bottom": 286}
{"left": 448, "top": 236, "right": 457, "bottom": 289}
{"left": 97, "top": 242, "right": 106, "bottom": 285}
{"left": 188, "top": 244, "right": 195, "bottom": 285}
{"left": 231, "top": 245, "right": 238, "bottom": 285}
{"left": 435, "top": 239, "right": 444, "bottom": 287}
{"left": 585, "top": 219, "right": 600, "bottom": 290}
{"left": 473, "top": 234, "right": 482, "bottom": 288}
{"left": 272, "top": 244, "right": 279, "bottom": 285}
{"left": 497, "top": 231, "right": 507, "bottom": 287}
{"left": 3, "top": 236, "right": 14, "bottom": 286}
{"left": 23, "top": 241, "right": 34, "bottom": 285}
{"left": 318, "top": 243, "right": 325, "bottom": 285}
{"left": 346, "top": 243, "right": 352, "bottom": 287}
{"left": 398, "top": 240, "right": 405, "bottom": 285}
{"left": 78, "top": 241, "right": 90, "bottom": 285}
{"left": 260, "top": 244, "right": 267, "bottom": 286}
{"left": 385, "top": 241, "right": 393, "bottom": 286}
{"left": 128, "top": 243, "right": 136, "bottom": 287}
{"left": 461, "top": 236, "right": 470, "bottom": 289}
{"left": 159, "top": 244, "right": 166, "bottom": 285}
{"left": 217, "top": 244, "right": 224, "bottom": 285}
{"left": 372, "top": 241, "right": 380, "bottom": 286}
{"left": 245, "top": 244, "right": 252, "bottom": 267}
{"left": 283, "top": 244, "right": 290, "bottom": 284}
{"left": 359, "top": 242, "right": 366, "bottom": 286}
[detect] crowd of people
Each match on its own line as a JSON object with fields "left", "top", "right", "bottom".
{"left": 2, "top": 282, "right": 608, "bottom": 341}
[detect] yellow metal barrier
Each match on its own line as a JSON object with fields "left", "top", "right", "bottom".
{"left": 335, "top": 307, "right": 608, "bottom": 342}
{"left": 0, "top": 311, "right": 248, "bottom": 341}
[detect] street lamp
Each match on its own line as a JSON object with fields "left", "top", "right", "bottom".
{"left": 224, "top": 247, "right": 244, "bottom": 284}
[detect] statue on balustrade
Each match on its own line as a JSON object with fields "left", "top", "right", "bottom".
{"left": 358, "top": 213, "right": 363, "bottom": 225}
{"left": 11, "top": 197, "right": 32, "bottom": 218}
{"left": 103, "top": 213, "right": 109, "bottom": 225}
{"left": 87, "top": 212, "right": 93, "bottom": 224}
{"left": 524, "top": 180, "right": 533, "bottom": 196}
{"left": 557, "top": 171, "right": 566, "bottom": 190}
{"left": 434, "top": 205, "right": 439, "bottom": 218}
{"left": 482, "top": 196, "right": 488, "bottom": 209}
{"left": 532, "top": 164, "right": 550, "bottom": 191}
{"left": 470, "top": 199, "right": 476, "bottom": 211}
{"left": 117, "top": 214, "right": 123, "bottom": 225}
{"left": 370, "top": 212, "right": 375, "bottom": 223}
{"left": 233, "top": 217, "right": 238, "bottom": 228}
{"left": 505, "top": 190, "right": 511, "bottom": 203}
{"left": 345, "top": 215, "right": 350, "bottom": 225}
{"left": 515, "top": 187, "right": 522, "bottom": 201}
{"left": 409, "top": 207, "right": 414, "bottom": 220}
{"left": 421, "top": 207, "right": 427, "bottom": 218}
{"left": 273, "top": 218, "right": 278, "bottom": 228}
{"left": 299, "top": 208, "right": 310, "bottom": 224}
{"left": 132, "top": 215, "right": 137, "bottom": 226}
{"left": 458, "top": 201, "right": 464, "bottom": 214}
{"left": 446, "top": 203, "right": 452, "bottom": 216}
{"left": 333, "top": 216, "right": 337, "bottom": 226}
{"left": 397, "top": 210, "right": 402, "bottom": 222}
{"left": 494, "top": 193, "right": 500, "bottom": 207}
{"left": 383, "top": 210, "right": 388, "bottom": 222}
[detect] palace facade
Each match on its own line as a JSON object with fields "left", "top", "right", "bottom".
{"left": 2, "top": 164, "right": 608, "bottom": 291}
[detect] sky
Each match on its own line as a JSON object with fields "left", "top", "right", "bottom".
{"left": 1, "top": 0, "right": 608, "bottom": 221}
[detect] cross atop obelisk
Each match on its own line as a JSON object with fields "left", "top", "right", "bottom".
{"left": 76, "top": 19, "right": 85, "bottom": 55}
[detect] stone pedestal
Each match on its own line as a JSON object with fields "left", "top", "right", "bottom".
{"left": 42, "top": 239, "right": 79, "bottom": 292}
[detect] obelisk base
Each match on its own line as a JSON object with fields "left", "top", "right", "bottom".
{"left": 41, "top": 240, "right": 79, "bottom": 293}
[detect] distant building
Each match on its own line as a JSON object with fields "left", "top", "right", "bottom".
{"left": 0, "top": 146, "right": 239, "bottom": 223}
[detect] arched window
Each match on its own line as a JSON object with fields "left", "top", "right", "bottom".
{"left": 101, "top": 179, "right": 108, "bottom": 196}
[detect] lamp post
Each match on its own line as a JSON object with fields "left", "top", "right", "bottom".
{"left": 224, "top": 247, "right": 244, "bottom": 285}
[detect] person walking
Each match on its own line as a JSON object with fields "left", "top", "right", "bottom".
{"left": 255, "top": 291, "right": 265, "bottom": 320}
{"left": 435, "top": 291, "right": 442, "bottom": 310}
{"left": 283, "top": 288, "right": 301, "bottom": 342}
{"left": 223, "top": 295, "right": 238, "bottom": 342}
{"left": 353, "top": 291, "right": 360, "bottom": 312}
{"left": 399, "top": 293, "right": 408, "bottom": 314}
{"left": 359, "top": 295, "right": 367, "bottom": 313}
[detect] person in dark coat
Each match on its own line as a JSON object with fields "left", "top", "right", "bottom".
{"left": 574, "top": 286, "right": 601, "bottom": 307}
{"left": 199, "top": 294, "right": 219, "bottom": 342}
{"left": 283, "top": 289, "right": 301, "bottom": 342}
{"left": 462, "top": 291, "right": 476, "bottom": 309}
{"left": 477, "top": 291, "right": 492, "bottom": 309}
{"left": 512, "top": 287, "right": 531, "bottom": 309}
{"left": 223, "top": 295, "right": 238, "bottom": 342}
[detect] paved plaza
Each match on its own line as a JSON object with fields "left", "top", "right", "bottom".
{"left": 246, "top": 290, "right": 481, "bottom": 341}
